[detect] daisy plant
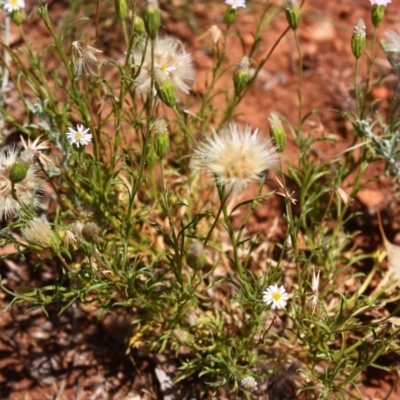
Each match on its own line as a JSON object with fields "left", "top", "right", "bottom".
{"left": 0, "top": 0, "right": 400, "bottom": 399}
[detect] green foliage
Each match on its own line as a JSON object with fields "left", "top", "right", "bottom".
{"left": 0, "top": 0, "right": 400, "bottom": 398}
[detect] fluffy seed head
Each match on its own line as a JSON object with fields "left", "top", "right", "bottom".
{"left": 19, "top": 135, "right": 55, "bottom": 171}
{"left": 133, "top": 37, "right": 195, "bottom": 95}
{"left": 71, "top": 37, "right": 102, "bottom": 77}
{"left": 384, "top": 26, "right": 400, "bottom": 53}
{"left": 22, "top": 216, "right": 55, "bottom": 249}
{"left": 241, "top": 376, "right": 257, "bottom": 392}
{"left": 0, "top": 147, "right": 42, "bottom": 220}
{"left": 193, "top": 124, "right": 278, "bottom": 193}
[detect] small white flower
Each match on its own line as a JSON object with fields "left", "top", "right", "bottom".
{"left": 370, "top": 0, "right": 391, "bottom": 5}
{"left": 225, "top": 0, "right": 246, "bottom": 9}
{"left": 263, "top": 284, "right": 289, "bottom": 310}
{"left": 66, "top": 125, "right": 92, "bottom": 148}
{"left": 241, "top": 376, "right": 257, "bottom": 392}
{"left": 193, "top": 124, "right": 278, "bottom": 193}
{"left": 3, "top": 0, "right": 25, "bottom": 12}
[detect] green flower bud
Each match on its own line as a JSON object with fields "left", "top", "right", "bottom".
{"left": 186, "top": 240, "right": 207, "bottom": 271}
{"left": 82, "top": 222, "right": 99, "bottom": 242}
{"left": 172, "top": 329, "right": 195, "bottom": 348}
{"left": 155, "top": 66, "right": 177, "bottom": 108}
{"left": 134, "top": 15, "right": 146, "bottom": 34}
{"left": 351, "top": 19, "right": 366, "bottom": 59}
{"left": 9, "top": 158, "right": 30, "bottom": 184}
{"left": 154, "top": 118, "right": 170, "bottom": 159}
{"left": 225, "top": 7, "right": 238, "bottom": 27}
{"left": 115, "top": 0, "right": 128, "bottom": 20}
{"left": 269, "top": 112, "right": 287, "bottom": 152}
{"left": 143, "top": 0, "right": 161, "bottom": 40}
{"left": 371, "top": 5, "right": 385, "bottom": 28}
{"left": 285, "top": 0, "right": 301, "bottom": 31}
{"left": 233, "top": 56, "right": 250, "bottom": 96}
{"left": 11, "top": 9, "right": 24, "bottom": 26}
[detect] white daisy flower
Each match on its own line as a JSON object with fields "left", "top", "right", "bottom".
{"left": 225, "top": 0, "right": 246, "bottom": 9}
{"left": 133, "top": 36, "right": 195, "bottom": 95}
{"left": 263, "top": 284, "right": 289, "bottom": 310}
{"left": 66, "top": 125, "right": 92, "bottom": 148}
{"left": 3, "top": 0, "right": 25, "bottom": 12}
{"left": 193, "top": 124, "right": 278, "bottom": 193}
{"left": 370, "top": 0, "right": 391, "bottom": 5}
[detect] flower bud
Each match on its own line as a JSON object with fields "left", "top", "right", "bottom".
{"left": 225, "top": 7, "right": 238, "bottom": 27}
{"left": 371, "top": 5, "right": 385, "bottom": 28}
{"left": 154, "top": 118, "right": 170, "bottom": 159}
{"left": 186, "top": 240, "right": 207, "bottom": 271}
{"left": 11, "top": 9, "right": 24, "bottom": 26}
{"left": 82, "top": 222, "right": 99, "bottom": 242}
{"left": 155, "top": 66, "right": 177, "bottom": 107}
{"left": 134, "top": 15, "right": 146, "bottom": 34}
{"left": 9, "top": 158, "right": 30, "bottom": 184}
{"left": 143, "top": 0, "right": 161, "bottom": 39}
{"left": 115, "top": 0, "right": 128, "bottom": 20}
{"left": 269, "top": 112, "right": 287, "bottom": 152}
{"left": 351, "top": 18, "right": 366, "bottom": 59}
{"left": 233, "top": 56, "right": 250, "bottom": 96}
{"left": 241, "top": 376, "right": 258, "bottom": 392}
{"left": 172, "top": 329, "right": 195, "bottom": 348}
{"left": 286, "top": 0, "right": 301, "bottom": 31}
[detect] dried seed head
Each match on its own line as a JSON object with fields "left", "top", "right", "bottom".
{"left": 193, "top": 124, "right": 278, "bottom": 194}
{"left": 19, "top": 135, "right": 55, "bottom": 171}
{"left": 82, "top": 222, "right": 100, "bottom": 242}
{"left": 71, "top": 36, "right": 102, "bottom": 78}
{"left": 241, "top": 376, "right": 257, "bottom": 392}
{"left": 22, "top": 216, "right": 57, "bottom": 249}
{"left": 133, "top": 37, "right": 195, "bottom": 96}
{"left": 0, "top": 147, "right": 42, "bottom": 220}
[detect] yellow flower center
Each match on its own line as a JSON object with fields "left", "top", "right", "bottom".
{"left": 75, "top": 132, "right": 83, "bottom": 140}
{"left": 159, "top": 63, "right": 169, "bottom": 72}
{"left": 272, "top": 292, "right": 282, "bottom": 301}
{"left": 10, "top": 0, "right": 18, "bottom": 5}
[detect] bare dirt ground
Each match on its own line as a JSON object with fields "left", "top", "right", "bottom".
{"left": 1, "top": 0, "right": 400, "bottom": 399}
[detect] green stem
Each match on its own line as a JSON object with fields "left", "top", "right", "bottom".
{"left": 354, "top": 58, "right": 360, "bottom": 117}
{"left": 125, "top": 38, "right": 156, "bottom": 237}
{"left": 294, "top": 30, "right": 303, "bottom": 131}
{"left": 204, "top": 187, "right": 231, "bottom": 247}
